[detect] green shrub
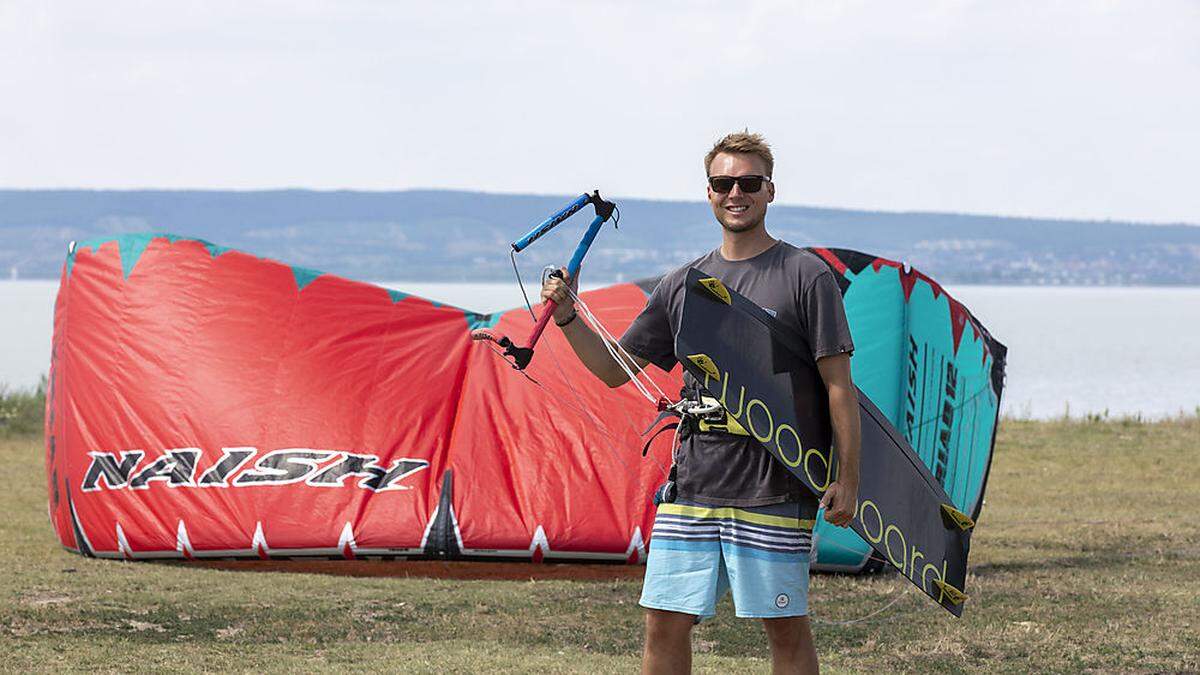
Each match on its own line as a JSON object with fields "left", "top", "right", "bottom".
{"left": 0, "top": 377, "right": 46, "bottom": 437}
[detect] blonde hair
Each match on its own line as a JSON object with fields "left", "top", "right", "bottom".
{"left": 704, "top": 131, "right": 774, "bottom": 177}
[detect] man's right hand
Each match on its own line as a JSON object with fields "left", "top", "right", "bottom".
{"left": 537, "top": 266, "right": 647, "bottom": 388}
{"left": 541, "top": 267, "right": 578, "bottom": 324}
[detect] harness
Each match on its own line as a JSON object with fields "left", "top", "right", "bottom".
{"left": 640, "top": 385, "right": 750, "bottom": 505}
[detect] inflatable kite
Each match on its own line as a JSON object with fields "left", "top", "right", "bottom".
{"left": 44, "top": 227, "right": 1005, "bottom": 610}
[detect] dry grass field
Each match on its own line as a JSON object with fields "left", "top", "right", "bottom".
{"left": 1, "top": 415, "right": 1197, "bottom": 673}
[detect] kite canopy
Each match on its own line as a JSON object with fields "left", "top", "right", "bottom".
{"left": 807, "top": 248, "right": 1006, "bottom": 574}
{"left": 44, "top": 234, "right": 1004, "bottom": 572}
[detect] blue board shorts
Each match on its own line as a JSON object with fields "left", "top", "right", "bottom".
{"left": 640, "top": 500, "right": 815, "bottom": 620}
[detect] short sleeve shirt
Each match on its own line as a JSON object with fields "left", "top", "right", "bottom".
{"left": 619, "top": 240, "right": 855, "bottom": 507}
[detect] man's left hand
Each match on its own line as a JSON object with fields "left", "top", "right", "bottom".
{"left": 818, "top": 480, "right": 858, "bottom": 528}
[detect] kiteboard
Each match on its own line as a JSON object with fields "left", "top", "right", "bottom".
{"left": 675, "top": 267, "right": 974, "bottom": 616}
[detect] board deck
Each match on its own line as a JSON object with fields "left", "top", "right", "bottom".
{"left": 674, "top": 267, "right": 972, "bottom": 616}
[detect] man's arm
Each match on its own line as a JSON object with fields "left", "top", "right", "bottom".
{"left": 815, "top": 352, "right": 861, "bottom": 527}
{"left": 542, "top": 271, "right": 649, "bottom": 388}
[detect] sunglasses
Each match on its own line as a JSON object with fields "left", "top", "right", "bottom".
{"left": 708, "top": 174, "right": 770, "bottom": 194}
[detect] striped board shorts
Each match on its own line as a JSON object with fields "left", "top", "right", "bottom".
{"left": 640, "top": 500, "right": 816, "bottom": 619}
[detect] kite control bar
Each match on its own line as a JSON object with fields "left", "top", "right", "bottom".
{"left": 472, "top": 190, "right": 617, "bottom": 370}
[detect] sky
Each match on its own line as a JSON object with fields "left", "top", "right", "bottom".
{"left": 2, "top": 0, "right": 1198, "bottom": 224}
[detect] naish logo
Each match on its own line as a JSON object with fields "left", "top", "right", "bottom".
{"left": 81, "top": 447, "right": 429, "bottom": 493}
{"left": 903, "top": 335, "right": 959, "bottom": 485}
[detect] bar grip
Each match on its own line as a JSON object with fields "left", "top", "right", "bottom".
{"left": 527, "top": 299, "right": 558, "bottom": 347}
{"left": 511, "top": 193, "right": 592, "bottom": 253}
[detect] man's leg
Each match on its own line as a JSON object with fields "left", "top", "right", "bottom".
{"left": 643, "top": 608, "right": 696, "bottom": 675}
{"left": 714, "top": 500, "right": 817, "bottom": 674}
{"left": 762, "top": 616, "right": 818, "bottom": 675}
{"left": 640, "top": 502, "right": 728, "bottom": 673}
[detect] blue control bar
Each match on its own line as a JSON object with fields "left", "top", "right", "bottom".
{"left": 565, "top": 214, "right": 606, "bottom": 279}
{"left": 511, "top": 193, "right": 592, "bottom": 253}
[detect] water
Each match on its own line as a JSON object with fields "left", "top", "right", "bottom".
{"left": 4, "top": 281, "right": 1198, "bottom": 419}
{"left": 3, "top": 281, "right": 57, "bottom": 394}
{"left": 942, "top": 285, "right": 1200, "bottom": 420}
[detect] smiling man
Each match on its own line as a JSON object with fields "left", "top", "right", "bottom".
{"left": 542, "top": 131, "right": 862, "bottom": 674}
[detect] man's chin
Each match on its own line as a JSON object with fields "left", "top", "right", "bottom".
{"left": 720, "top": 219, "right": 763, "bottom": 234}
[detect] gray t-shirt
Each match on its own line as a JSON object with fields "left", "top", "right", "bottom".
{"left": 620, "top": 240, "right": 855, "bottom": 507}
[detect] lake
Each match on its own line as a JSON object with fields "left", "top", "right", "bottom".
{"left": 4, "top": 281, "right": 1198, "bottom": 420}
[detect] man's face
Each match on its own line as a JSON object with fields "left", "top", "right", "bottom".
{"left": 706, "top": 152, "right": 775, "bottom": 234}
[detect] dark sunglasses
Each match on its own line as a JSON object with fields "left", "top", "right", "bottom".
{"left": 708, "top": 174, "right": 770, "bottom": 194}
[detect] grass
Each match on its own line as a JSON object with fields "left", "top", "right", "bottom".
{"left": 1, "top": 415, "right": 1197, "bottom": 673}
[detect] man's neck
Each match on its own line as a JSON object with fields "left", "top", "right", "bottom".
{"left": 720, "top": 224, "right": 777, "bottom": 261}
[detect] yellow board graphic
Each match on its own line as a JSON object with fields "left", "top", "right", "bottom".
{"left": 686, "top": 353, "right": 721, "bottom": 381}
{"left": 940, "top": 504, "right": 976, "bottom": 531}
{"left": 697, "top": 277, "right": 732, "bottom": 304}
{"left": 934, "top": 579, "right": 969, "bottom": 606}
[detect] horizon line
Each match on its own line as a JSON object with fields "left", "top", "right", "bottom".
{"left": 0, "top": 186, "right": 1195, "bottom": 229}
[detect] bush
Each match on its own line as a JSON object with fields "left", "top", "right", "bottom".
{"left": 0, "top": 378, "right": 46, "bottom": 437}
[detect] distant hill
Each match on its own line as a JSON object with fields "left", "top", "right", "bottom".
{"left": 1, "top": 189, "right": 1197, "bottom": 285}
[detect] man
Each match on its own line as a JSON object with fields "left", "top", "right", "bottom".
{"left": 541, "top": 131, "right": 862, "bottom": 674}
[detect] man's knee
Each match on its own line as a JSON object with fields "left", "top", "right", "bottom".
{"left": 762, "top": 615, "right": 813, "bottom": 651}
{"left": 644, "top": 608, "right": 697, "bottom": 643}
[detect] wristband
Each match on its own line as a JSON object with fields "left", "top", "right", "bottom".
{"left": 554, "top": 311, "right": 578, "bottom": 327}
